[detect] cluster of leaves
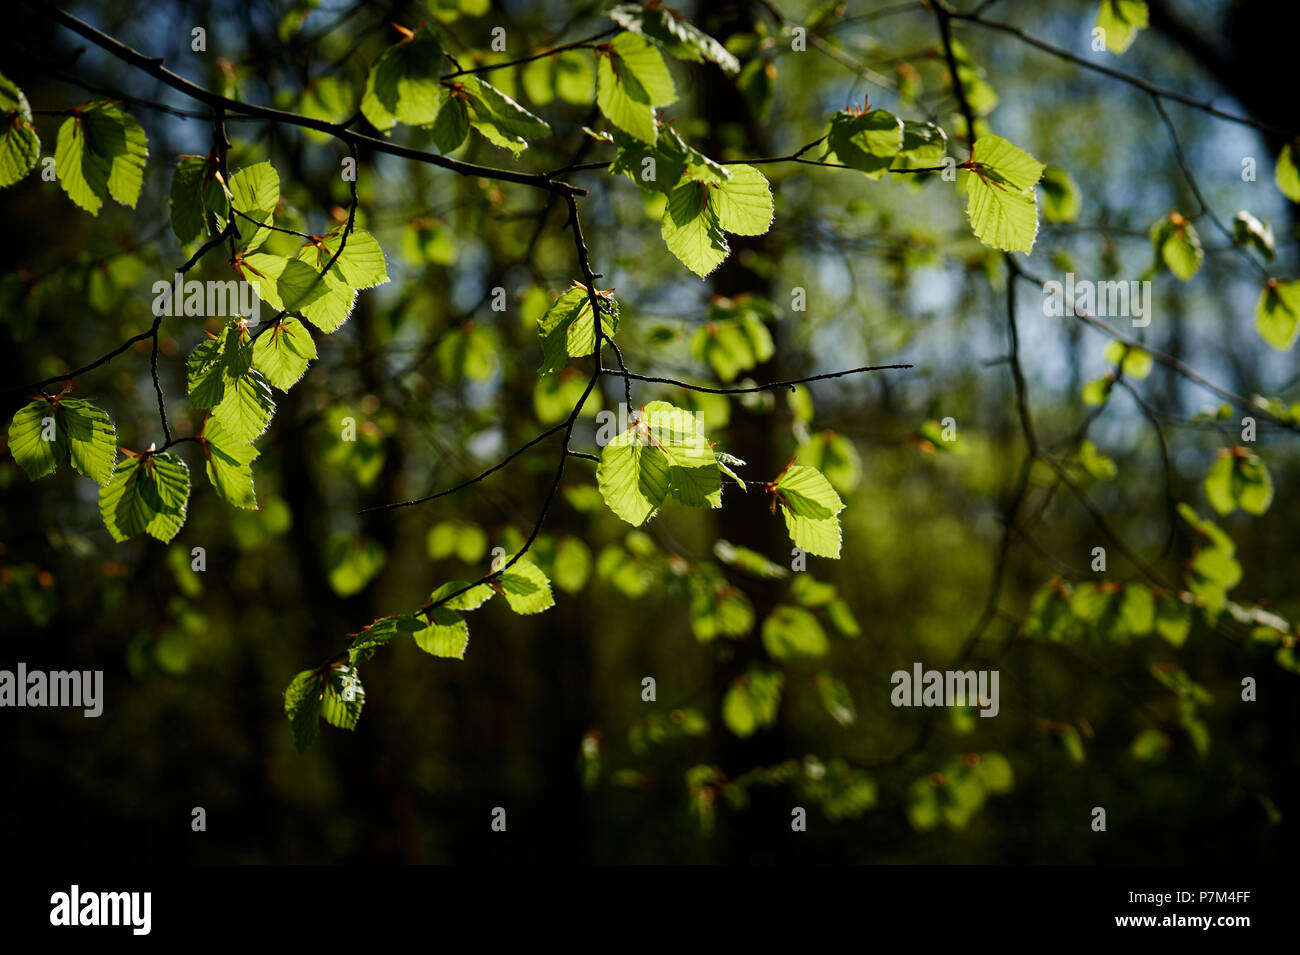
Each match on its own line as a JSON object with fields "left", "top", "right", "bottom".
{"left": 285, "top": 553, "right": 555, "bottom": 751}
{"left": 906, "top": 753, "right": 1014, "bottom": 831}
{"left": 585, "top": 527, "right": 860, "bottom": 742}
{"left": 3, "top": 51, "right": 392, "bottom": 546}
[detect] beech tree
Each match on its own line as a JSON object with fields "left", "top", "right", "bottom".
{"left": 1, "top": 0, "right": 1296, "bottom": 862}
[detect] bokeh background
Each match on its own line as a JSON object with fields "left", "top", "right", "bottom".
{"left": 1, "top": 0, "right": 1297, "bottom": 863}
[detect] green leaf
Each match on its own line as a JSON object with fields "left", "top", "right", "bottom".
{"left": 963, "top": 135, "right": 1044, "bottom": 253}
{"left": 413, "top": 607, "right": 470, "bottom": 658}
{"left": 537, "top": 286, "right": 618, "bottom": 374}
{"left": 1120, "top": 584, "right": 1155, "bottom": 636}
{"left": 722, "top": 667, "right": 783, "bottom": 738}
{"left": 762, "top": 604, "right": 829, "bottom": 659}
{"left": 325, "top": 534, "right": 386, "bottom": 597}
{"left": 635, "top": 401, "right": 722, "bottom": 509}
{"left": 1232, "top": 210, "right": 1275, "bottom": 261}
{"left": 498, "top": 557, "right": 555, "bottom": 615}
{"left": 241, "top": 251, "right": 328, "bottom": 314}
{"left": 1204, "top": 449, "right": 1273, "bottom": 516}
{"left": 227, "top": 161, "right": 280, "bottom": 252}
{"left": 252, "top": 316, "right": 317, "bottom": 390}
{"left": 361, "top": 24, "right": 446, "bottom": 131}
{"left": 8, "top": 400, "right": 67, "bottom": 480}
{"left": 98, "top": 451, "right": 191, "bottom": 543}
{"left": 893, "top": 120, "right": 948, "bottom": 171}
{"left": 187, "top": 326, "right": 249, "bottom": 409}
{"left": 429, "top": 580, "right": 495, "bottom": 611}
{"left": 815, "top": 674, "right": 857, "bottom": 727}
{"left": 348, "top": 614, "right": 424, "bottom": 654}
{"left": 0, "top": 72, "right": 40, "bottom": 188}
{"left": 320, "top": 665, "right": 364, "bottom": 730}
{"left": 430, "top": 94, "right": 470, "bottom": 152}
{"left": 597, "top": 32, "right": 677, "bottom": 144}
{"left": 608, "top": 3, "right": 740, "bottom": 74}
{"left": 1103, "top": 340, "right": 1152, "bottom": 379}
{"left": 169, "top": 154, "right": 229, "bottom": 245}
{"left": 199, "top": 413, "right": 258, "bottom": 509}
{"left": 461, "top": 76, "right": 551, "bottom": 153}
{"left": 1276, "top": 142, "right": 1300, "bottom": 203}
{"left": 211, "top": 364, "right": 275, "bottom": 444}
{"left": 598, "top": 438, "right": 671, "bottom": 526}
{"left": 60, "top": 398, "right": 117, "bottom": 485}
{"left": 1255, "top": 279, "right": 1300, "bottom": 351}
{"left": 1095, "top": 0, "right": 1148, "bottom": 54}
{"left": 55, "top": 104, "right": 149, "bottom": 214}
{"left": 608, "top": 126, "right": 729, "bottom": 194}
{"left": 662, "top": 179, "right": 729, "bottom": 277}
{"left": 826, "top": 108, "right": 903, "bottom": 179}
{"left": 1150, "top": 214, "right": 1202, "bottom": 281}
{"left": 293, "top": 228, "right": 391, "bottom": 333}
{"left": 774, "top": 464, "right": 845, "bottom": 558}
{"left": 711, "top": 164, "right": 772, "bottom": 236}
{"left": 1040, "top": 165, "right": 1081, "bottom": 223}
{"left": 284, "top": 670, "right": 323, "bottom": 752}
{"left": 1155, "top": 595, "right": 1191, "bottom": 647}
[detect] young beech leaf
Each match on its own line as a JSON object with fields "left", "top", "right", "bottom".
{"left": 348, "top": 614, "right": 424, "bottom": 654}
{"left": 1255, "top": 279, "right": 1300, "bottom": 351}
{"left": 1204, "top": 448, "right": 1273, "bottom": 517}
{"left": 773, "top": 463, "right": 845, "bottom": 559}
{"left": 662, "top": 179, "right": 729, "bottom": 277}
{"left": 199, "top": 413, "right": 259, "bottom": 509}
{"left": 597, "top": 32, "right": 677, "bottom": 144}
{"left": 1095, "top": 0, "right": 1149, "bottom": 55}
{"left": 291, "top": 229, "right": 391, "bottom": 333}
{"left": 963, "top": 135, "right": 1044, "bottom": 254}
{"left": 710, "top": 164, "right": 773, "bottom": 236}
{"left": 361, "top": 24, "right": 446, "bottom": 132}
{"left": 762, "top": 605, "right": 830, "bottom": 659}
{"left": 1040, "top": 166, "right": 1081, "bottom": 223}
{"left": 497, "top": 557, "right": 555, "bottom": 615}
{"left": 1150, "top": 213, "right": 1202, "bottom": 281}
{"left": 284, "top": 670, "right": 324, "bottom": 752}
{"left": 252, "top": 316, "right": 317, "bottom": 390}
{"left": 169, "top": 154, "right": 229, "bottom": 245}
{"left": 0, "top": 72, "right": 41, "bottom": 188}
{"left": 429, "top": 580, "right": 495, "bottom": 611}
{"left": 1276, "top": 142, "right": 1300, "bottom": 203}
{"left": 608, "top": 3, "right": 740, "bottom": 74}
{"left": 59, "top": 398, "right": 117, "bottom": 485}
{"left": 55, "top": 103, "right": 149, "bottom": 215}
{"left": 597, "top": 401, "right": 723, "bottom": 523}
{"left": 320, "top": 665, "right": 364, "bottom": 730}
{"left": 537, "top": 285, "right": 619, "bottom": 374}
{"left": 226, "top": 162, "right": 280, "bottom": 252}
{"left": 8, "top": 400, "right": 69, "bottom": 480}
{"left": 826, "top": 108, "right": 903, "bottom": 180}
{"left": 413, "top": 607, "right": 470, "bottom": 658}
{"left": 461, "top": 76, "right": 551, "bottom": 153}
{"left": 99, "top": 451, "right": 191, "bottom": 543}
